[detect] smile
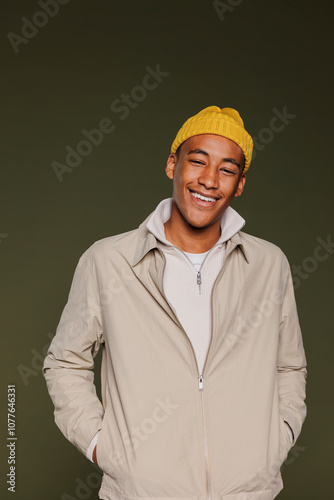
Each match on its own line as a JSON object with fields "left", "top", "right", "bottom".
{"left": 189, "top": 191, "right": 218, "bottom": 203}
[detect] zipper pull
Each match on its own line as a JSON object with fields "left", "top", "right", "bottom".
{"left": 199, "top": 375, "right": 204, "bottom": 391}
{"left": 196, "top": 270, "right": 202, "bottom": 295}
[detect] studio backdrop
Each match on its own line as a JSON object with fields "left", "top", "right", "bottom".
{"left": 1, "top": 1, "right": 333, "bottom": 499}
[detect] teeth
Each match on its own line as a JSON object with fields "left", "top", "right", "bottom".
{"left": 190, "top": 191, "right": 217, "bottom": 203}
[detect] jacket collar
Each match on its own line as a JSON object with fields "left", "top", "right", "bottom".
{"left": 228, "top": 232, "right": 249, "bottom": 263}
{"left": 132, "top": 198, "right": 249, "bottom": 266}
{"left": 132, "top": 213, "right": 158, "bottom": 267}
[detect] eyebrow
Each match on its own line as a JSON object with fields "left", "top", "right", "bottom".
{"left": 186, "top": 148, "right": 242, "bottom": 170}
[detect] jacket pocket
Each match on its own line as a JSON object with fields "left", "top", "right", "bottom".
{"left": 96, "top": 406, "right": 110, "bottom": 470}
{"left": 279, "top": 415, "right": 293, "bottom": 464}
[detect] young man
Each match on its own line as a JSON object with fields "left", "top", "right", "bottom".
{"left": 43, "top": 106, "right": 307, "bottom": 500}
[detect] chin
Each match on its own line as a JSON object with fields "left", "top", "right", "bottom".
{"left": 185, "top": 216, "right": 213, "bottom": 229}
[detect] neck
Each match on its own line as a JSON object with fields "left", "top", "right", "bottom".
{"left": 164, "top": 207, "right": 221, "bottom": 254}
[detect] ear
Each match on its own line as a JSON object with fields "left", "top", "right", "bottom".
{"left": 165, "top": 154, "right": 177, "bottom": 180}
{"left": 234, "top": 173, "right": 246, "bottom": 197}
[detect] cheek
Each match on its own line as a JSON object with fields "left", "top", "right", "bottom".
{"left": 172, "top": 177, "right": 184, "bottom": 205}
{"left": 174, "top": 171, "right": 190, "bottom": 196}
{"left": 221, "top": 177, "right": 240, "bottom": 194}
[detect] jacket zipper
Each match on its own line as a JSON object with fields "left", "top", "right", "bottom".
{"left": 157, "top": 244, "right": 236, "bottom": 500}
{"left": 196, "top": 247, "right": 237, "bottom": 500}
{"left": 194, "top": 250, "right": 215, "bottom": 499}
{"left": 198, "top": 374, "right": 210, "bottom": 500}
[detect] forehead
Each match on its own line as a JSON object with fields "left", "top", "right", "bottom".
{"left": 181, "top": 134, "right": 243, "bottom": 157}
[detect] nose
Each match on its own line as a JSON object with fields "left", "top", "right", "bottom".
{"left": 198, "top": 165, "right": 219, "bottom": 190}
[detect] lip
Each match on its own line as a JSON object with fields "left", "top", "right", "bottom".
{"left": 188, "top": 188, "right": 220, "bottom": 207}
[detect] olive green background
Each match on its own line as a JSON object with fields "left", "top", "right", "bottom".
{"left": 1, "top": 1, "right": 333, "bottom": 499}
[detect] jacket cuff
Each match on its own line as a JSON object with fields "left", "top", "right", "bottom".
{"left": 72, "top": 417, "right": 103, "bottom": 457}
{"left": 280, "top": 411, "right": 300, "bottom": 443}
{"left": 86, "top": 430, "right": 100, "bottom": 462}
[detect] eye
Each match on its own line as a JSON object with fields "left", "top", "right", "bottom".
{"left": 220, "top": 168, "right": 237, "bottom": 175}
{"left": 190, "top": 159, "right": 205, "bottom": 165}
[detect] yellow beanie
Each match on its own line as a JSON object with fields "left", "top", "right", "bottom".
{"left": 170, "top": 106, "right": 253, "bottom": 172}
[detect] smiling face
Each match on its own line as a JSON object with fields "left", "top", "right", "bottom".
{"left": 165, "top": 134, "right": 246, "bottom": 231}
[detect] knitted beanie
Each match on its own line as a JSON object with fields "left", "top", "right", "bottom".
{"left": 170, "top": 106, "right": 253, "bottom": 172}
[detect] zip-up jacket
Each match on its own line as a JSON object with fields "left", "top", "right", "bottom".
{"left": 43, "top": 203, "right": 307, "bottom": 500}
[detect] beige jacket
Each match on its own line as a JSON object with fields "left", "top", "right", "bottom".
{"left": 43, "top": 206, "right": 307, "bottom": 500}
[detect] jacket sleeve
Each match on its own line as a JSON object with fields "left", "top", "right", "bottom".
{"left": 277, "top": 252, "right": 307, "bottom": 444}
{"left": 42, "top": 249, "right": 105, "bottom": 457}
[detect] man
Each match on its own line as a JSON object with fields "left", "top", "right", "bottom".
{"left": 43, "top": 106, "right": 307, "bottom": 500}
